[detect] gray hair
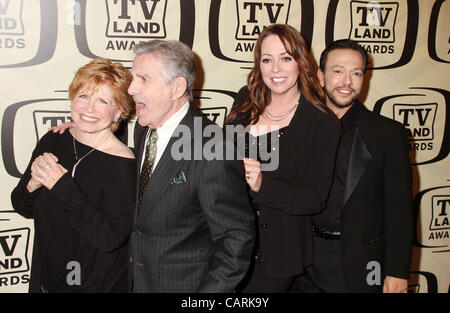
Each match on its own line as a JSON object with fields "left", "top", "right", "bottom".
{"left": 133, "top": 40, "right": 196, "bottom": 100}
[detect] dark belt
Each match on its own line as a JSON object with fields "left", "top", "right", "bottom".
{"left": 312, "top": 225, "right": 341, "bottom": 240}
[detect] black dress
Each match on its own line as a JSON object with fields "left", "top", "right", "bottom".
{"left": 11, "top": 131, "right": 136, "bottom": 292}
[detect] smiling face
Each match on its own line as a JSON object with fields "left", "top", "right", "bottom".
{"left": 71, "top": 83, "right": 120, "bottom": 135}
{"left": 259, "top": 34, "right": 300, "bottom": 100}
{"left": 318, "top": 48, "right": 365, "bottom": 118}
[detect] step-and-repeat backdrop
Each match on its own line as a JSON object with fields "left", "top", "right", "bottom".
{"left": 0, "top": 0, "right": 448, "bottom": 293}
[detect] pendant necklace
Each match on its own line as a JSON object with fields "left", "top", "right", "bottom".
{"left": 72, "top": 131, "right": 111, "bottom": 178}
{"left": 263, "top": 101, "right": 299, "bottom": 122}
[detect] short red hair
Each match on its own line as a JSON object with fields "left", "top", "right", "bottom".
{"left": 69, "top": 58, "right": 135, "bottom": 132}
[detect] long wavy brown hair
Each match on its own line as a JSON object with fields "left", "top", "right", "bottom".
{"left": 225, "top": 24, "right": 331, "bottom": 126}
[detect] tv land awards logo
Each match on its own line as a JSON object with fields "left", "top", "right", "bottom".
{"left": 373, "top": 87, "right": 450, "bottom": 166}
{"left": 193, "top": 89, "right": 236, "bottom": 127}
{"left": 74, "top": 0, "right": 195, "bottom": 63}
{"left": 1, "top": 97, "right": 71, "bottom": 178}
{"left": 209, "top": 0, "right": 312, "bottom": 64}
{"left": 199, "top": 107, "right": 228, "bottom": 127}
{"left": 349, "top": 1, "right": 398, "bottom": 45}
{"left": 0, "top": 0, "right": 57, "bottom": 68}
{"left": 0, "top": 0, "right": 24, "bottom": 36}
{"left": 33, "top": 110, "right": 73, "bottom": 142}
{"left": 326, "top": 0, "right": 418, "bottom": 69}
{"left": 393, "top": 103, "right": 437, "bottom": 150}
{"left": 235, "top": 0, "right": 291, "bottom": 41}
{"left": 105, "top": 0, "right": 167, "bottom": 39}
{"left": 414, "top": 186, "right": 450, "bottom": 253}
{"left": 428, "top": 0, "right": 450, "bottom": 64}
{"left": 0, "top": 228, "right": 31, "bottom": 288}
{"left": 429, "top": 195, "right": 450, "bottom": 234}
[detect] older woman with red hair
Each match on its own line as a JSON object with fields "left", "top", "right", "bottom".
{"left": 11, "top": 58, "right": 136, "bottom": 292}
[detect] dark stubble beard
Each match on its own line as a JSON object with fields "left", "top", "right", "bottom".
{"left": 323, "top": 85, "right": 359, "bottom": 109}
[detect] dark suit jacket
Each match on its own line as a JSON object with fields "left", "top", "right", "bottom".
{"left": 341, "top": 101, "right": 414, "bottom": 292}
{"left": 228, "top": 88, "right": 340, "bottom": 278}
{"left": 129, "top": 104, "right": 255, "bottom": 292}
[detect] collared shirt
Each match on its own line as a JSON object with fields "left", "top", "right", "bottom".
{"left": 139, "top": 102, "right": 189, "bottom": 173}
{"left": 312, "top": 103, "right": 359, "bottom": 231}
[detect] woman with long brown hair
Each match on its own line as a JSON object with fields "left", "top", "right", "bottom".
{"left": 225, "top": 24, "right": 340, "bottom": 292}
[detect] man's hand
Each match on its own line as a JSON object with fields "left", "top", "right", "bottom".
{"left": 383, "top": 276, "right": 408, "bottom": 293}
{"left": 49, "top": 122, "right": 75, "bottom": 134}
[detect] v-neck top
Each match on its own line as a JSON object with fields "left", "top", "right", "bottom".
{"left": 244, "top": 126, "right": 289, "bottom": 164}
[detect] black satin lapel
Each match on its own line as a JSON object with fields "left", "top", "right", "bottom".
{"left": 343, "top": 127, "right": 372, "bottom": 206}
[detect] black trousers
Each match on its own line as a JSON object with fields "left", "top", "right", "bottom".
{"left": 239, "top": 256, "right": 295, "bottom": 293}
{"left": 290, "top": 236, "right": 346, "bottom": 293}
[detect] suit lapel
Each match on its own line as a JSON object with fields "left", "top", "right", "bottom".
{"left": 138, "top": 145, "right": 186, "bottom": 221}
{"left": 137, "top": 105, "right": 196, "bottom": 224}
{"left": 278, "top": 96, "right": 316, "bottom": 166}
{"left": 135, "top": 127, "right": 147, "bottom": 178}
{"left": 133, "top": 125, "right": 148, "bottom": 225}
{"left": 343, "top": 103, "right": 373, "bottom": 207}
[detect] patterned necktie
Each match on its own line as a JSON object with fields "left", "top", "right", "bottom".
{"left": 138, "top": 129, "right": 158, "bottom": 206}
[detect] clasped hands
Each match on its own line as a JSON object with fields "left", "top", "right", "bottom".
{"left": 27, "top": 152, "right": 68, "bottom": 193}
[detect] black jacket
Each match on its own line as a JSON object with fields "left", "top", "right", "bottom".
{"left": 227, "top": 88, "right": 340, "bottom": 278}
{"left": 340, "top": 101, "right": 414, "bottom": 292}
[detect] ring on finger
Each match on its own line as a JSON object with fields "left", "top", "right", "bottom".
{"left": 42, "top": 163, "right": 51, "bottom": 169}
{"left": 245, "top": 172, "right": 250, "bottom": 179}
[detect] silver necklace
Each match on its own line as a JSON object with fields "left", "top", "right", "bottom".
{"left": 71, "top": 132, "right": 111, "bottom": 178}
{"left": 263, "top": 101, "right": 299, "bottom": 122}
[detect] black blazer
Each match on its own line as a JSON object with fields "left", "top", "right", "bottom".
{"left": 129, "top": 104, "right": 255, "bottom": 292}
{"left": 228, "top": 88, "right": 340, "bottom": 278}
{"left": 341, "top": 101, "right": 414, "bottom": 292}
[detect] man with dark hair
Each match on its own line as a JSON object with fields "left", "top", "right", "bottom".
{"left": 291, "top": 39, "right": 414, "bottom": 293}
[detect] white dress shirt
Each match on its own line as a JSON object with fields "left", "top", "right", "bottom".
{"left": 140, "top": 102, "right": 189, "bottom": 173}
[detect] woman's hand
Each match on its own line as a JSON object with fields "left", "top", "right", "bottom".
{"left": 49, "top": 122, "right": 75, "bottom": 134}
{"left": 30, "top": 153, "right": 68, "bottom": 190}
{"left": 243, "top": 157, "right": 262, "bottom": 192}
{"left": 26, "top": 175, "right": 43, "bottom": 193}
